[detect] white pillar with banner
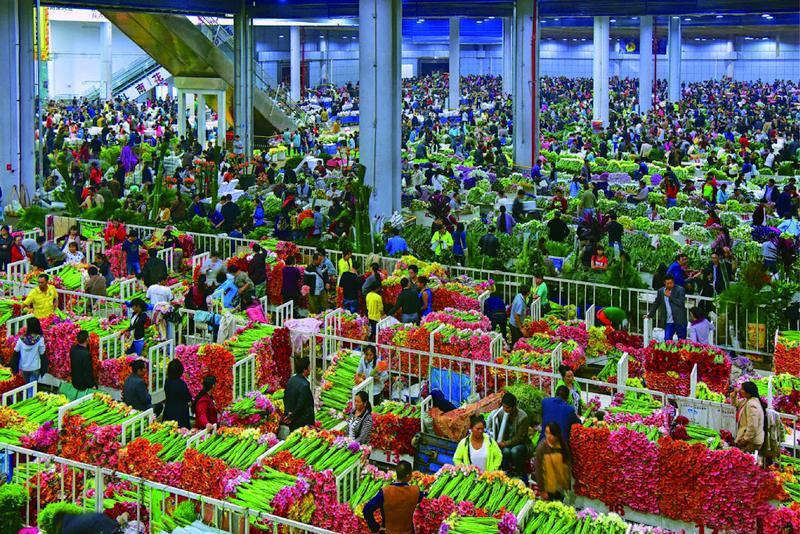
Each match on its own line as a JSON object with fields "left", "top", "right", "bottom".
{"left": 448, "top": 17, "right": 460, "bottom": 110}
{"left": 639, "top": 15, "right": 654, "bottom": 114}
{"left": 592, "top": 16, "right": 609, "bottom": 126}
{"left": 667, "top": 16, "right": 682, "bottom": 103}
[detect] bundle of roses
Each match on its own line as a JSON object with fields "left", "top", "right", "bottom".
{"left": 421, "top": 308, "right": 492, "bottom": 332}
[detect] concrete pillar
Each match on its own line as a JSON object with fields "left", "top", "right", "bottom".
{"left": 592, "top": 16, "right": 610, "bottom": 126}
{"left": 18, "top": 0, "right": 35, "bottom": 196}
{"left": 512, "top": 0, "right": 535, "bottom": 168}
{"left": 320, "top": 33, "right": 329, "bottom": 84}
{"left": 449, "top": 17, "right": 460, "bottom": 110}
{"left": 197, "top": 94, "right": 206, "bottom": 148}
{"left": 177, "top": 89, "right": 186, "bottom": 138}
{"left": 359, "top": 0, "right": 402, "bottom": 220}
{"left": 101, "top": 22, "right": 113, "bottom": 100}
{"left": 0, "top": 0, "right": 36, "bottom": 207}
{"left": 639, "top": 15, "right": 654, "bottom": 115}
{"left": 217, "top": 91, "right": 226, "bottom": 148}
{"left": 726, "top": 40, "right": 734, "bottom": 78}
{"left": 502, "top": 17, "right": 513, "bottom": 95}
{"left": 187, "top": 93, "right": 196, "bottom": 138}
{"left": 234, "top": 5, "right": 253, "bottom": 155}
{"left": 290, "top": 26, "right": 301, "bottom": 102}
{"left": 667, "top": 17, "right": 681, "bottom": 103}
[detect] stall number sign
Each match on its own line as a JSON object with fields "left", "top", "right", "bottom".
{"left": 122, "top": 67, "right": 171, "bottom": 100}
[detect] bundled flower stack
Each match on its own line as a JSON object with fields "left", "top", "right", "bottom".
{"left": 219, "top": 390, "right": 280, "bottom": 433}
{"left": 370, "top": 401, "right": 422, "bottom": 456}
{"left": 607, "top": 379, "right": 664, "bottom": 417}
{"left": 382, "top": 256, "right": 492, "bottom": 313}
{"left": 441, "top": 513, "right": 518, "bottom": 534}
{"left": 521, "top": 502, "right": 627, "bottom": 534}
{"left": 129, "top": 421, "right": 199, "bottom": 463}
{"left": 0, "top": 365, "right": 23, "bottom": 397}
{"left": 191, "top": 427, "right": 278, "bottom": 470}
{"left": 318, "top": 349, "right": 361, "bottom": 429}
{"left": 270, "top": 427, "right": 370, "bottom": 477}
{"left": 510, "top": 335, "right": 584, "bottom": 370}
{"left": 0, "top": 392, "right": 67, "bottom": 449}
{"left": 349, "top": 465, "right": 395, "bottom": 511}
{"left": 226, "top": 323, "right": 283, "bottom": 391}
{"left": 335, "top": 310, "right": 370, "bottom": 341}
{"left": 643, "top": 340, "right": 731, "bottom": 396}
{"left": 175, "top": 344, "right": 236, "bottom": 408}
{"left": 775, "top": 331, "right": 800, "bottom": 377}
{"left": 0, "top": 406, "right": 38, "bottom": 446}
{"left": 569, "top": 424, "right": 785, "bottom": 531}
{"left": 421, "top": 308, "right": 492, "bottom": 332}
{"left": 231, "top": 462, "right": 361, "bottom": 533}
{"left": 426, "top": 465, "right": 533, "bottom": 517}
{"left": 378, "top": 322, "right": 496, "bottom": 379}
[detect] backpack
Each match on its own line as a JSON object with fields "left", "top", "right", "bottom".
{"left": 760, "top": 408, "right": 784, "bottom": 463}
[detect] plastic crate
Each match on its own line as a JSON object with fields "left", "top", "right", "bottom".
{"left": 414, "top": 432, "right": 457, "bottom": 474}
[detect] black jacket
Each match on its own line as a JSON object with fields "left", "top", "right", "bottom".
{"left": 162, "top": 377, "right": 192, "bottom": 429}
{"left": 478, "top": 233, "right": 499, "bottom": 257}
{"left": 141, "top": 257, "right": 169, "bottom": 286}
{"left": 284, "top": 373, "right": 314, "bottom": 430}
{"left": 389, "top": 288, "right": 422, "bottom": 316}
{"left": 248, "top": 252, "right": 267, "bottom": 285}
{"left": 61, "top": 512, "right": 121, "bottom": 534}
{"left": 547, "top": 219, "right": 570, "bottom": 242}
{"left": 339, "top": 271, "right": 361, "bottom": 301}
{"left": 606, "top": 220, "right": 624, "bottom": 243}
{"left": 122, "top": 374, "right": 151, "bottom": 411}
{"left": 69, "top": 344, "right": 96, "bottom": 391}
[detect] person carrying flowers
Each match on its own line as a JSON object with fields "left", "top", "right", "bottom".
{"left": 454, "top": 414, "right": 502, "bottom": 471}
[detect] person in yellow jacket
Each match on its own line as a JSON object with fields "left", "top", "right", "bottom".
{"left": 430, "top": 220, "right": 453, "bottom": 257}
{"left": 453, "top": 415, "right": 503, "bottom": 471}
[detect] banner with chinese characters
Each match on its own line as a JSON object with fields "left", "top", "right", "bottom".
{"left": 34, "top": 7, "right": 50, "bottom": 61}
{"left": 122, "top": 66, "right": 171, "bottom": 100}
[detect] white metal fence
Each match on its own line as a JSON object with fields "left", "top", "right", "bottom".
{"left": 52, "top": 215, "right": 794, "bottom": 358}
{"left": 0, "top": 443, "right": 337, "bottom": 533}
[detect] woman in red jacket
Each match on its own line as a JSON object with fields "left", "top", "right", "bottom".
{"left": 193, "top": 375, "right": 218, "bottom": 429}
{"left": 10, "top": 234, "right": 26, "bottom": 263}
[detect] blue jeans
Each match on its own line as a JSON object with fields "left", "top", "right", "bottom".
{"left": 127, "top": 259, "right": 140, "bottom": 275}
{"left": 664, "top": 322, "right": 687, "bottom": 341}
{"left": 401, "top": 313, "right": 419, "bottom": 324}
{"left": 343, "top": 298, "right": 358, "bottom": 314}
{"left": 666, "top": 197, "right": 677, "bottom": 207}
{"left": 501, "top": 444, "right": 528, "bottom": 478}
{"left": 127, "top": 339, "right": 145, "bottom": 356}
{"left": 582, "top": 208, "right": 595, "bottom": 218}
{"left": 608, "top": 240, "right": 623, "bottom": 255}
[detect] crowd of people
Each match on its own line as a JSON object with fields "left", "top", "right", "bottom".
{"left": 5, "top": 70, "right": 798, "bottom": 533}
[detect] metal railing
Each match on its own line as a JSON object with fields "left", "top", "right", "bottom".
{"left": 83, "top": 56, "right": 161, "bottom": 100}
{"left": 196, "top": 16, "right": 306, "bottom": 126}
{"left": 51, "top": 216, "right": 792, "bottom": 358}
{"left": 1, "top": 443, "right": 337, "bottom": 533}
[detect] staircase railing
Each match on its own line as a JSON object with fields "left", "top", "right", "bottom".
{"left": 83, "top": 56, "right": 161, "bottom": 99}
{"left": 196, "top": 16, "right": 308, "bottom": 126}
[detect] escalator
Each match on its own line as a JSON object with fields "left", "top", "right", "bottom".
{"left": 100, "top": 10, "right": 297, "bottom": 135}
{"left": 84, "top": 56, "right": 161, "bottom": 100}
